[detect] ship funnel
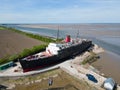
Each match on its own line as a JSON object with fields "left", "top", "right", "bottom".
{"left": 65, "top": 35, "right": 71, "bottom": 43}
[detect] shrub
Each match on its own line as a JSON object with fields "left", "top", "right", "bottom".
{"left": 82, "top": 52, "right": 97, "bottom": 65}
{"left": 0, "top": 44, "right": 47, "bottom": 65}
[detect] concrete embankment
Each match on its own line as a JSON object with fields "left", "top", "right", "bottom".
{"left": 60, "top": 60, "right": 105, "bottom": 90}
{"left": 0, "top": 62, "right": 59, "bottom": 77}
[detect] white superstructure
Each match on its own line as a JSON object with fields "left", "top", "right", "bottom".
{"left": 46, "top": 43, "right": 62, "bottom": 55}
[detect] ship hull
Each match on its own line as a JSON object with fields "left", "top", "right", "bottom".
{"left": 19, "top": 41, "right": 92, "bottom": 72}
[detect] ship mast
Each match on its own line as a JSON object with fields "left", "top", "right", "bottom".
{"left": 76, "top": 30, "right": 79, "bottom": 39}
{"left": 57, "top": 25, "right": 59, "bottom": 40}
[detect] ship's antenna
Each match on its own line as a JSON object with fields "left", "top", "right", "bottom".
{"left": 76, "top": 30, "right": 79, "bottom": 39}
{"left": 57, "top": 25, "right": 59, "bottom": 40}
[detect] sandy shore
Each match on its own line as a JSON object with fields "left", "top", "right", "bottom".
{"left": 92, "top": 51, "right": 120, "bottom": 84}
{"left": 19, "top": 24, "right": 120, "bottom": 37}
{"left": 0, "top": 30, "right": 43, "bottom": 58}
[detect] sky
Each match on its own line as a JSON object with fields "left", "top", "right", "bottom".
{"left": 0, "top": 0, "right": 120, "bottom": 23}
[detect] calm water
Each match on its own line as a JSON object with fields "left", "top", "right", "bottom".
{"left": 5, "top": 24, "right": 120, "bottom": 55}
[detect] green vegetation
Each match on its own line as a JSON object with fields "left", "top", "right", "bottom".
{"left": 11, "top": 29, "right": 55, "bottom": 43}
{"left": 0, "top": 26, "right": 55, "bottom": 43}
{"left": 0, "top": 26, "right": 63, "bottom": 65}
{"left": 82, "top": 52, "right": 98, "bottom": 65}
{"left": 0, "top": 26, "right": 62, "bottom": 43}
{"left": 0, "top": 44, "right": 47, "bottom": 65}
{"left": 0, "top": 26, "right": 6, "bottom": 30}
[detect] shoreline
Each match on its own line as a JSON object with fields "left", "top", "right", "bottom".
{"left": 92, "top": 50, "right": 120, "bottom": 84}
{"left": 18, "top": 24, "right": 120, "bottom": 37}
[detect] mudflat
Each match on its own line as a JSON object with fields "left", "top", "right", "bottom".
{"left": 92, "top": 51, "right": 120, "bottom": 84}
{"left": 19, "top": 24, "right": 120, "bottom": 37}
{"left": 0, "top": 30, "right": 43, "bottom": 58}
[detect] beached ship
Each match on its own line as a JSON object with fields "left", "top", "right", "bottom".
{"left": 19, "top": 35, "right": 92, "bottom": 72}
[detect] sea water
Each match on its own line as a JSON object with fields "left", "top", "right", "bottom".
{"left": 5, "top": 24, "right": 120, "bottom": 55}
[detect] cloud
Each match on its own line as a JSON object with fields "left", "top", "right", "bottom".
{"left": 0, "top": 0, "right": 120, "bottom": 23}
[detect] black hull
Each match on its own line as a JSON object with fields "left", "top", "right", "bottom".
{"left": 19, "top": 41, "right": 92, "bottom": 72}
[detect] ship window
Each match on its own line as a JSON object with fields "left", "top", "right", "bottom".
{"left": 59, "top": 47, "right": 62, "bottom": 49}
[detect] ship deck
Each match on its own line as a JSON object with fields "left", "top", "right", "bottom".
{"left": 23, "top": 51, "right": 53, "bottom": 61}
